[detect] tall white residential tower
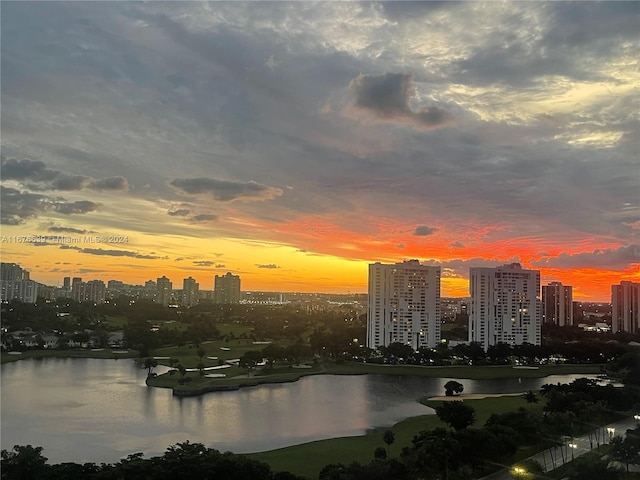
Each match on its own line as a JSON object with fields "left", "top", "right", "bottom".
{"left": 469, "top": 263, "right": 541, "bottom": 350}
{"left": 612, "top": 281, "right": 640, "bottom": 334}
{"left": 367, "top": 260, "right": 441, "bottom": 350}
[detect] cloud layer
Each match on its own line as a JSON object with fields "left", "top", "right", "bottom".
{"left": 1, "top": 1, "right": 637, "bottom": 298}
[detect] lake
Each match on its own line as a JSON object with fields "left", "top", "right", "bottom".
{"left": 0, "top": 357, "right": 593, "bottom": 464}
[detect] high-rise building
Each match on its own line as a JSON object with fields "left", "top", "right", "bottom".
{"left": 1, "top": 263, "right": 26, "bottom": 282}
{"left": 214, "top": 272, "right": 241, "bottom": 304}
{"left": 542, "top": 281, "right": 573, "bottom": 326}
{"left": 86, "top": 280, "right": 106, "bottom": 304}
{"left": 63, "top": 277, "right": 71, "bottom": 289}
{"left": 367, "top": 260, "right": 441, "bottom": 350}
{"left": 156, "top": 276, "right": 173, "bottom": 306}
{"left": 469, "top": 263, "right": 541, "bottom": 350}
{"left": 71, "top": 277, "right": 85, "bottom": 302}
{"left": 182, "top": 277, "right": 199, "bottom": 307}
{"left": 612, "top": 281, "right": 640, "bottom": 334}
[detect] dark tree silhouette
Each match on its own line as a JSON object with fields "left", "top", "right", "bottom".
{"left": 444, "top": 380, "right": 464, "bottom": 396}
{"left": 435, "top": 401, "right": 476, "bottom": 431}
{"left": 383, "top": 429, "right": 395, "bottom": 456}
{"left": 374, "top": 446, "right": 387, "bottom": 460}
{"left": 143, "top": 357, "right": 158, "bottom": 377}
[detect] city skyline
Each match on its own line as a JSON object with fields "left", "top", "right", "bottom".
{"left": 1, "top": 2, "right": 638, "bottom": 301}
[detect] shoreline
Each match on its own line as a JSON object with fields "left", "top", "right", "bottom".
{"left": 161, "top": 362, "right": 604, "bottom": 397}
{"left": 2, "top": 351, "right": 605, "bottom": 398}
{"left": 0, "top": 349, "right": 138, "bottom": 364}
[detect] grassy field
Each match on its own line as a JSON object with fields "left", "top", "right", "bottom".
{"left": 103, "top": 315, "right": 129, "bottom": 328}
{"left": 217, "top": 322, "right": 253, "bottom": 337}
{"left": 249, "top": 395, "right": 539, "bottom": 479}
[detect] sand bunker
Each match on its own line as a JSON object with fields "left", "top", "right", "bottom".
{"left": 427, "top": 392, "right": 526, "bottom": 401}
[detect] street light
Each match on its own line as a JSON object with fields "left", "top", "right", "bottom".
{"left": 634, "top": 414, "right": 640, "bottom": 422}
{"left": 511, "top": 465, "right": 527, "bottom": 479}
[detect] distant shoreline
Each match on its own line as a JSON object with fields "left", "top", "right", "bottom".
{"left": 158, "top": 362, "right": 604, "bottom": 397}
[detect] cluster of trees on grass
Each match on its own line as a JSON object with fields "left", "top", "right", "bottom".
{"left": 0, "top": 442, "right": 306, "bottom": 480}
{"left": 371, "top": 338, "right": 637, "bottom": 367}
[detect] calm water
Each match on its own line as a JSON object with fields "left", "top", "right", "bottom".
{"left": 1, "top": 357, "right": 593, "bottom": 464}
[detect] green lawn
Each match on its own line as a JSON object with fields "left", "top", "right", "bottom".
{"left": 103, "top": 315, "right": 129, "bottom": 328}
{"left": 217, "top": 322, "right": 253, "bottom": 337}
{"left": 249, "top": 395, "right": 539, "bottom": 479}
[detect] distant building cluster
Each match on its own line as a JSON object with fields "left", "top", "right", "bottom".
{"left": 0, "top": 263, "right": 53, "bottom": 303}
{"left": 366, "top": 260, "right": 638, "bottom": 352}
{"left": 1, "top": 261, "right": 638, "bottom": 339}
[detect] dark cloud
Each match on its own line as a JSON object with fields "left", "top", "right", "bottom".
{"left": 349, "top": 73, "right": 453, "bottom": 130}
{"left": 192, "top": 214, "right": 218, "bottom": 222}
{"left": 193, "top": 260, "right": 215, "bottom": 266}
{"left": 543, "top": 2, "right": 640, "bottom": 49}
{"left": 215, "top": 263, "right": 225, "bottom": 268}
{"left": 451, "top": 241, "right": 465, "bottom": 248}
{"left": 170, "top": 177, "right": 283, "bottom": 201}
{"left": 397, "top": 243, "right": 406, "bottom": 249}
{"left": 48, "top": 226, "right": 88, "bottom": 234}
{"left": 351, "top": 72, "right": 414, "bottom": 117}
{"left": 67, "top": 247, "right": 162, "bottom": 259}
{"left": 1, "top": 158, "right": 57, "bottom": 181}
{"left": 531, "top": 245, "right": 640, "bottom": 270}
{"left": 91, "top": 176, "right": 128, "bottom": 191}
{"left": 2, "top": 158, "right": 128, "bottom": 191}
{"left": 256, "top": 263, "right": 279, "bottom": 269}
{"left": 413, "top": 225, "right": 438, "bottom": 236}
{"left": 53, "top": 200, "right": 101, "bottom": 215}
{"left": 168, "top": 209, "right": 190, "bottom": 217}
{"left": 0, "top": 186, "right": 46, "bottom": 224}
{"left": 1, "top": 186, "right": 101, "bottom": 223}
{"left": 50, "top": 174, "right": 93, "bottom": 191}
{"left": 453, "top": 3, "right": 640, "bottom": 87}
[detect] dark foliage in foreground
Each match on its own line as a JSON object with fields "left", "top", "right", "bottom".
{"left": 0, "top": 441, "right": 306, "bottom": 480}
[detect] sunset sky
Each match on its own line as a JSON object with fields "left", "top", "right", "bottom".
{"left": 1, "top": 1, "right": 638, "bottom": 301}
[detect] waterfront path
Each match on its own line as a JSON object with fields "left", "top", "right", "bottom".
{"left": 478, "top": 416, "right": 639, "bottom": 480}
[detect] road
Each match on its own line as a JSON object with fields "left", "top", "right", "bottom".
{"left": 477, "top": 416, "right": 639, "bottom": 480}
